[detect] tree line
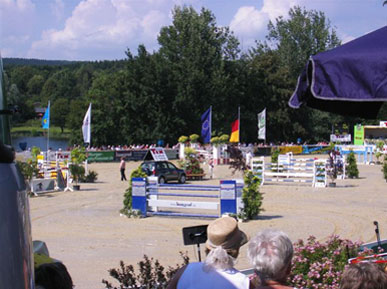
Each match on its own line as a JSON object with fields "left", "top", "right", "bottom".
{"left": 4, "top": 6, "right": 384, "bottom": 146}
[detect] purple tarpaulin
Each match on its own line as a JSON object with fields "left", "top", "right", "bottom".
{"left": 289, "top": 26, "right": 387, "bottom": 118}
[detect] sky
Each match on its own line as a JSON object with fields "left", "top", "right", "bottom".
{"left": 1, "top": 0, "right": 386, "bottom": 61}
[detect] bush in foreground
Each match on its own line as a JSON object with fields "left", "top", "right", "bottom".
{"left": 289, "top": 235, "right": 362, "bottom": 288}
{"left": 102, "top": 253, "right": 189, "bottom": 289}
{"left": 102, "top": 236, "right": 370, "bottom": 289}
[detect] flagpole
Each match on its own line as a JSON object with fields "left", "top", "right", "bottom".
{"left": 238, "top": 106, "right": 240, "bottom": 143}
{"left": 47, "top": 101, "right": 50, "bottom": 163}
{"left": 210, "top": 105, "right": 212, "bottom": 140}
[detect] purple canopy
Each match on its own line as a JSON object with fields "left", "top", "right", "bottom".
{"left": 289, "top": 26, "right": 387, "bottom": 118}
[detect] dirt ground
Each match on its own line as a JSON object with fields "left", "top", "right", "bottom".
{"left": 29, "top": 157, "right": 387, "bottom": 289}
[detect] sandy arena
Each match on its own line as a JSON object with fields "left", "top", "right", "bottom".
{"left": 29, "top": 158, "right": 387, "bottom": 289}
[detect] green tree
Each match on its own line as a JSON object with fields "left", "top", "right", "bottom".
{"left": 27, "top": 74, "right": 45, "bottom": 96}
{"left": 67, "top": 99, "right": 87, "bottom": 145}
{"left": 51, "top": 98, "right": 69, "bottom": 133}
{"left": 86, "top": 70, "right": 125, "bottom": 146}
{"left": 266, "top": 6, "right": 341, "bottom": 77}
{"left": 247, "top": 6, "right": 343, "bottom": 143}
{"left": 346, "top": 151, "right": 359, "bottom": 179}
{"left": 241, "top": 171, "right": 263, "bottom": 220}
{"left": 157, "top": 6, "right": 240, "bottom": 139}
{"left": 40, "top": 69, "right": 77, "bottom": 103}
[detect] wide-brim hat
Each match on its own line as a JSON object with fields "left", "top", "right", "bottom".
{"left": 205, "top": 216, "right": 248, "bottom": 251}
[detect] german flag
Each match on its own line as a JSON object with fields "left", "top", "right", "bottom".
{"left": 229, "top": 107, "right": 240, "bottom": 143}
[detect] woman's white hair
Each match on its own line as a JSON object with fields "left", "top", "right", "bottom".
{"left": 204, "top": 247, "right": 236, "bottom": 270}
{"left": 247, "top": 229, "right": 293, "bottom": 282}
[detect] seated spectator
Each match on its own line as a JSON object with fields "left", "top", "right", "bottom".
{"left": 35, "top": 262, "right": 73, "bottom": 289}
{"left": 340, "top": 262, "right": 387, "bottom": 289}
{"left": 167, "top": 216, "right": 249, "bottom": 289}
{"left": 248, "top": 229, "right": 294, "bottom": 289}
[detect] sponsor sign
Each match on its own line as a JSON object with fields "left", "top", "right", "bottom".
{"left": 279, "top": 146, "right": 303, "bottom": 155}
{"left": 301, "top": 145, "right": 328, "bottom": 155}
{"left": 31, "top": 179, "right": 55, "bottom": 193}
{"left": 149, "top": 147, "right": 168, "bottom": 161}
{"left": 132, "top": 179, "right": 146, "bottom": 196}
{"left": 87, "top": 151, "right": 115, "bottom": 162}
{"left": 354, "top": 125, "right": 364, "bottom": 145}
{"left": 220, "top": 182, "right": 236, "bottom": 200}
{"left": 148, "top": 199, "right": 218, "bottom": 210}
{"left": 330, "top": 134, "right": 351, "bottom": 143}
{"left": 56, "top": 151, "right": 70, "bottom": 161}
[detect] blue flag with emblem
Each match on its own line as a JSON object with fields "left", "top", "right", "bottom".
{"left": 201, "top": 106, "right": 212, "bottom": 143}
{"left": 41, "top": 101, "right": 50, "bottom": 129}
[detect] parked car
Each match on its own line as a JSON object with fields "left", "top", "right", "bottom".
{"left": 140, "top": 161, "right": 186, "bottom": 184}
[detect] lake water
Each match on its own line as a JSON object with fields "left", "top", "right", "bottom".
{"left": 12, "top": 136, "right": 69, "bottom": 152}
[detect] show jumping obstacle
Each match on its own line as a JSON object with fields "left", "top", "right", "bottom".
{"left": 335, "top": 145, "right": 374, "bottom": 164}
{"left": 131, "top": 177, "right": 244, "bottom": 218}
{"left": 251, "top": 154, "right": 327, "bottom": 187}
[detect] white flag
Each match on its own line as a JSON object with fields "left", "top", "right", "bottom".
{"left": 258, "top": 108, "right": 266, "bottom": 140}
{"left": 82, "top": 103, "right": 91, "bottom": 144}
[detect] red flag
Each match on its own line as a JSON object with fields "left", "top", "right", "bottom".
{"left": 229, "top": 119, "right": 239, "bottom": 143}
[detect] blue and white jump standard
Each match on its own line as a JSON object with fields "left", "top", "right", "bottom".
{"left": 131, "top": 178, "right": 242, "bottom": 218}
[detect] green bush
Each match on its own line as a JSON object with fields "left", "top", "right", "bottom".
{"left": 178, "top": 135, "right": 188, "bottom": 143}
{"left": 289, "top": 235, "right": 362, "bottom": 288}
{"left": 382, "top": 155, "right": 387, "bottom": 182}
{"left": 346, "top": 151, "right": 359, "bottom": 179}
{"left": 189, "top": 134, "right": 199, "bottom": 143}
{"left": 271, "top": 147, "right": 280, "bottom": 163}
{"left": 69, "top": 147, "right": 87, "bottom": 185}
{"left": 102, "top": 253, "right": 189, "bottom": 289}
{"left": 69, "top": 164, "right": 85, "bottom": 184}
{"left": 210, "top": 136, "right": 220, "bottom": 144}
{"left": 122, "top": 167, "right": 148, "bottom": 216}
{"left": 17, "top": 146, "right": 41, "bottom": 192}
{"left": 240, "top": 171, "right": 263, "bottom": 220}
{"left": 219, "top": 134, "right": 229, "bottom": 143}
{"left": 81, "top": 170, "right": 98, "bottom": 183}
{"left": 179, "top": 148, "right": 204, "bottom": 175}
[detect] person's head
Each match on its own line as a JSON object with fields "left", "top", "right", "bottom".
{"left": 35, "top": 262, "right": 73, "bottom": 289}
{"left": 121, "top": 157, "right": 124, "bottom": 161}
{"left": 340, "top": 263, "right": 387, "bottom": 289}
{"left": 204, "top": 216, "right": 248, "bottom": 270}
{"left": 248, "top": 229, "right": 293, "bottom": 283}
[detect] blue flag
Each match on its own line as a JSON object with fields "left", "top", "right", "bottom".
{"left": 201, "top": 107, "right": 211, "bottom": 143}
{"left": 42, "top": 102, "right": 50, "bottom": 129}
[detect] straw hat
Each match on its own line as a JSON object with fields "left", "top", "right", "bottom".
{"left": 206, "top": 216, "right": 248, "bottom": 251}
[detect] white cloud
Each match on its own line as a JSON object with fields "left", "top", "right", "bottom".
{"left": 0, "top": 0, "right": 34, "bottom": 11}
{"left": 229, "top": 0, "right": 311, "bottom": 49}
{"left": 0, "top": 0, "right": 36, "bottom": 57}
{"left": 340, "top": 33, "right": 355, "bottom": 44}
{"left": 51, "top": 0, "right": 65, "bottom": 20}
{"left": 27, "top": 0, "right": 171, "bottom": 60}
{"left": 261, "top": 0, "right": 300, "bottom": 22}
{"left": 230, "top": 6, "right": 266, "bottom": 37}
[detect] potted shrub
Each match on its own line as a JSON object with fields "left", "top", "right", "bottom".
{"left": 346, "top": 150, "right": 359, "bottom": 179}
{"left": 189, "top": 134, "right": 199, "bottom": 143}
{"left": 70, "top": 147, "right": 87, "bottom": 190}
{"left": 375, "top": 141, "right": 384, "bottom": 164}
{"left": 178, "top": 135, "right": 188, "bottom": 144}
{"left": 16, "top": 146, "right": 41, "bottom": 194}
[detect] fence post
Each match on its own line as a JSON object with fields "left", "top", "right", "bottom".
{"left": 131, "top": 177, "right": 147, "bottom": 216}
{"left": 220, "top": 180, "right": 237, "bottom": 215}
